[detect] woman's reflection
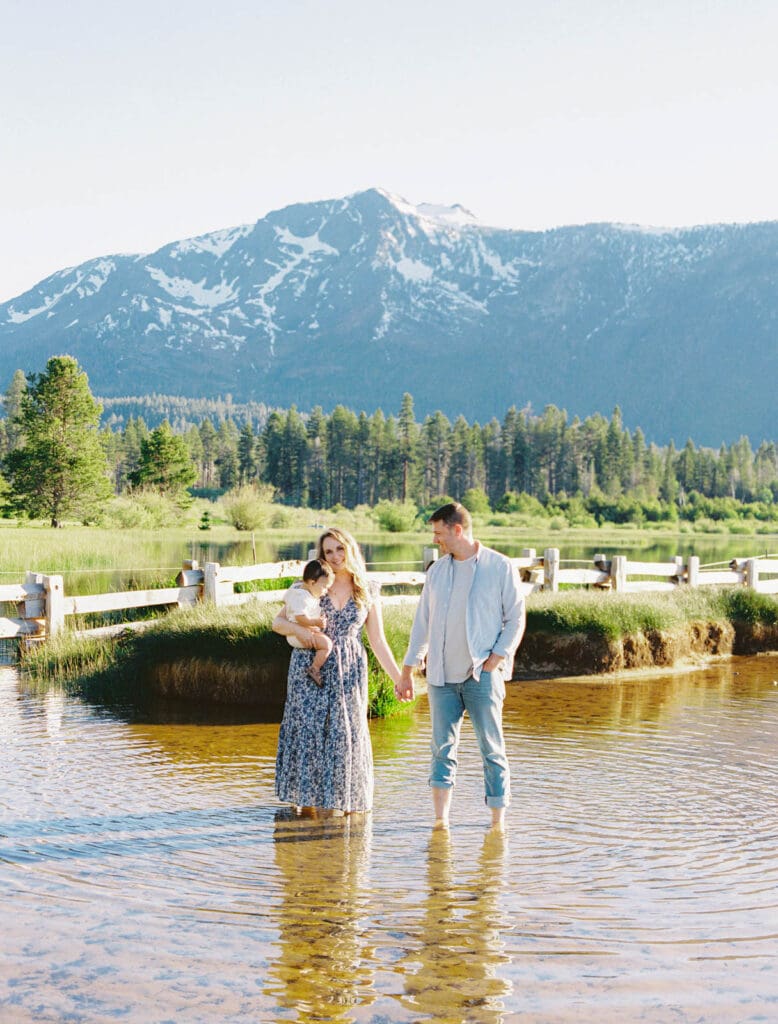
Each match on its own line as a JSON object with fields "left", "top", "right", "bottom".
{"left": 264, "top": 811, "right": 375, "bottom": 1021}
{"left": 399, "top": 828, "right": 513, "bottom": 1023}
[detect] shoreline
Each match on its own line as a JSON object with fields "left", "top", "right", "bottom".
{"left": 514, "top": 619, "right": 778, "bottom": 681}
{"left": 19, "top": 592, "right": 778, "bottom": 713}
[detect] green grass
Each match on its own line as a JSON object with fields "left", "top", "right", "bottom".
{"left": 719, "top": 587, "right": 778, "bottom": 626}
{"left": 525, "top": 587, "right": 734, "bottom": 641}
{"left": 525, "top": 585, "right": 778, "bottom": 641}
{"left": 20, "top": 585, "right": 778, "bottom": 711}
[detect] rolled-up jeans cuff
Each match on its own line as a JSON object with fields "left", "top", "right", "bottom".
{"left": 485, "top": 795, "right": 510, "bottom": 808}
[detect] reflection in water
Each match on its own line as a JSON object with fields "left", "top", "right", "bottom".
{"left": 265, "top": 813, "right": 374, "bottom": 1022}
{"left": 399, "top": 829, "right": 512, "bottom": 1024}
{"left": 2, "top": 658, "right": 778, "bottom": 1021}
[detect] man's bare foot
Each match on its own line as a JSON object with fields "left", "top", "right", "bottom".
{"left": 307, "top": 665, "right": 323, "bottom": 686}
{"left": 432, "top": 817, "right": 449, "bottom": 831}
{"left": 489, "top": 809, "right": 506, "bottom": 832}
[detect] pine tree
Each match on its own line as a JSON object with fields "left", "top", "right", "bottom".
{"left": 306, "top": 407, "right": 328, "bottom": 508}
{"left": 237, "top": 421, "right": 258, "bottom": 484}
{"left": 198, "top": 419, "right": 218, "bottom": 487}
{"left": 130, "top": 420, "right": 197, "bottom": 501}
{"left": 398, "top": 392, "right": 418, "bottom": 502}
{"left": 216, "top": 419, "right": 240, "bottom": 490}
{"left": 6, "top": 356, "right": 111, "bottom": 527}
{"left": 2, "top": 369, "right": 28, "bottom": 455}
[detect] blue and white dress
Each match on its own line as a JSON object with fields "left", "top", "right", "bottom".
{"left": 275, "top": 584, "right": 376, "bottom": 812}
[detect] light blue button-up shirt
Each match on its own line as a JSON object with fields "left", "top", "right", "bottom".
{"left": 403, "top": 542, "right": 525, "bottom": 686}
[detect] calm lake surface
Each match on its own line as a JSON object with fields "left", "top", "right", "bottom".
{"left": 49, "top": 529, "right": 778, "bottom": 597}
{"left": 1, "top": 658, "right": 777, "bottom": 1023}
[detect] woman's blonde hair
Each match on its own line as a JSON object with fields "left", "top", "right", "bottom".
{"left": 317, "top": 527, "right": 370, "bottom": 608}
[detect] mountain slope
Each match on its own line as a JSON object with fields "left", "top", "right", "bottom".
{"left": 2, "top": 188, "right": 776, "bottom": 444}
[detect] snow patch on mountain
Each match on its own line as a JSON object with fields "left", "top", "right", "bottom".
{"left": 473, "top": 237, "right": 520, "bottom": 282}
{"left": 75, "top": 259, "right": 115, "bottom": 298}
{"left": 242, "top": 227, "right": 340, "bottom": 354}
{"left": 172, "top": 225, "right": 253, "bottom": 259}
{"left": 416, "top": 202, "right": 478, "bottom": 227}
{"left": 7, "top": 297, "right": 57, "bottom": 324}
{"left": 146, "top": 267, "right": 239, "bottom": 308}
{"left": 5, "top": 259, "right": 116, "bottom": 323}
{"left": 396, "top": 257, "right": 434, "bottom": 283}
{"left": 274, "top": 226, "right": 339, "bottom": 258}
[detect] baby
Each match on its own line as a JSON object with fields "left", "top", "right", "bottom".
{"left": 283, "top": 558, "right": 334, "bottom": 685}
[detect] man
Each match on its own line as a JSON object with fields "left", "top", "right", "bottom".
{"left": 399, "top": 502, "right": 525, "bottom": 830}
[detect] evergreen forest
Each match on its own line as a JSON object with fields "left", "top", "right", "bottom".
{"left": 2, "top": 368, "right": 778, "bottom": 528}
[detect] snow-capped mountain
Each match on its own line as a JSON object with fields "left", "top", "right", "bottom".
{"left": 1, "top": 187, "right": 777, "bottom": 443}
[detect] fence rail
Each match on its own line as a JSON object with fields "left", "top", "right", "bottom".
{"left": 1, "top": 546, "right": 776, "bottom": 643}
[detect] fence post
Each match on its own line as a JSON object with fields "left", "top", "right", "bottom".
{"left": 687, "top": 555, "right": 699, "bottom": 588}
{"left": 746, "top": 558, "right": 759, "bottom": 591}
{"left": 43, "top": 574, "right": 65, "bottom": 637}
{"left": 22, "top": 572, "right": 45, "bottom": 637}
{"left": 204, "top": 562, "right": 221, "bottom": 604}
{"left": 611, "top": 555, "right": 627, "bottom": 592}
{"left": 544, "top": 548, "right": 560, "bottom": 592}
{"left": 423, "top": 546, "right": 438, "bottom": 571}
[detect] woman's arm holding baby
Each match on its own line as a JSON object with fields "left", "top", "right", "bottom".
{"left": 272, "top": 610, "right": 316, "bottom": 647}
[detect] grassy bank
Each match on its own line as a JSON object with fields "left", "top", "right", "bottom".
{"left": 20, "top": 601, "right": 418, "bottom": 718}
{"left": 525, "top": 586, "right": 778, "bottom": 639}
{"left": 20, "top": 587, "right": 778, "bottom": 713}
{"left": 516, "top": 587, "right": 778, "bottom": 676}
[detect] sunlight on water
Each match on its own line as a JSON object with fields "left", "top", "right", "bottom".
{"left": 1, "top": 658, "right": 777, "bottom": 1022}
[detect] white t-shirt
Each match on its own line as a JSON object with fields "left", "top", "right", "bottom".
{"left": 443, "top": 554, "right": 476, "bottom": 683}
{"left": 284, "top": 584, "right": 321, "bottom": 649}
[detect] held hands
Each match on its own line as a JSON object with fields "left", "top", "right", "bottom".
{"left": 395, "top": 665, "right": 415, "bottom": 702}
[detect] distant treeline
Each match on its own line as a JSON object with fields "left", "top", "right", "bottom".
{"left": 98, "top": 393, "right": 273, "bottom": 433}
{"left": 2, "top": 382, "right": 778, "bottom": 524}
{"left": 99, "top": 394, "right": 778, "bottom": 522}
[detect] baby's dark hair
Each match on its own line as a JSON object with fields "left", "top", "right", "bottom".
{"left": 303, "top": 558, "right": 334, "bottom": 583}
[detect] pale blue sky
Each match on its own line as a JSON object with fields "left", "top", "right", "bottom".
{"left": 3, "top": 0, "right": 778, "bottom": 302}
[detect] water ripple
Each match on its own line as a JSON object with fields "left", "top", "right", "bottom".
{"left": 1, "top": 662, "right": 778, "bottom": 1021}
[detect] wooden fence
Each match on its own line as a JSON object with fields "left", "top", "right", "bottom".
{"left": 1, "top": 547, "right": 777, "bottom": 644}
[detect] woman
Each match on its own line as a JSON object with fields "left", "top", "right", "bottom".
{"left": 273, "top": 527, "right": 403, "bottom": 815}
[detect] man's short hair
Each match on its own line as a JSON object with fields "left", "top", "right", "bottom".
{"left": 428, "top": 501, "right": 472, "bottom": 533}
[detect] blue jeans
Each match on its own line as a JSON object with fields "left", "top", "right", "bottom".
{"left": 427, "top": 671, "right": 510, "bottom": 808}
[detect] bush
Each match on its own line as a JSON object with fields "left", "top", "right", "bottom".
{"left": 496, "top": 491, "right": 546, "bottom": 516}
{"left": 97, "top": 490, "right": 190, "bottom": 529}
{"left": 270, "top": 508, "right": 292, "bottom": 528}
{"left": 374, "top": 500, "right": 420, "bottom": 532}
{"left": 729, "top": 521, "right": 755, "bottom": 535}
{"left": 461, "top": 487, "right": 491, "bottom": 515}
{"left": 221, "top": 484, "right": 274, "bottom": 531}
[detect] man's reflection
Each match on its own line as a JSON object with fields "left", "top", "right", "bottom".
{"left": 264, "top": 811, "right": 374, "bottom": 1022}
{"left": 399, "top": 828, "right": 513, "bottom": 1023}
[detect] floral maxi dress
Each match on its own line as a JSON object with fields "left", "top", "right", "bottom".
{"left": 275, "top": 587, "right": 376, "bottom": 812}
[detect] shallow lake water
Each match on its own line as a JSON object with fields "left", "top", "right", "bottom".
{"left": 1, "top": 657, "right": 777, "bottom": 1023}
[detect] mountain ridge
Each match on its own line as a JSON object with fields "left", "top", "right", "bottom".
{"left": 2, "top": 188, "right": 776, "bottom": 445}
